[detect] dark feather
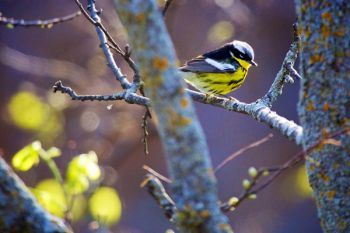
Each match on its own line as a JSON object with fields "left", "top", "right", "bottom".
{"left": 202, "top": 44, "right": 233, "bottom": 60}
{"left": 179, "top": 55, "right": 237, "bottom": 74}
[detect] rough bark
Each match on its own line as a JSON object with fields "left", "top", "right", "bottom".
{"left": 295, "top": 1, "right": 350, "bottom": 232}
{"left": 0, "top": 156, "right": 70, "bottom": 233}
{"left": 113, "top": 1, "right": 232, "bottom": 232}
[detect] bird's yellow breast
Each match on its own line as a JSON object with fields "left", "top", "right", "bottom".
{"left": 184, "top": 67, "right": 248, "bottom": 95}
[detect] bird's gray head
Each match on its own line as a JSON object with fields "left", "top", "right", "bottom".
{"left": 230, "top": 40, "right": 257, "bottom": 66}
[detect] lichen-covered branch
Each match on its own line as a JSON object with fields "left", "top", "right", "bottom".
{"left": 0, "top": 156, "right": 70, "bottom": 233}
{"left": 113, "top": 0, "right": 232, "bottom": 232}
{"left": 260, "top": 27, "right": 301, "bottom": 107}
{"left": 143, "top": 175, "right": 177, "bottom": 222}
{"left": 190, "top": 90, "right": 303, "bottom": 145}
{"left": 51, "top": 20, "right": 303, "bottom": 145}
{"left": 295, "top": 1, "right": 350, "bottom": 232}
{"left": 80, "top": 0, "right": 131, "bottom": 89}
{"left": 53, "top": 80, "right": 149, "bottom": 105}
{"left": 0, "top": 11, "right": 81, "bottom": 28}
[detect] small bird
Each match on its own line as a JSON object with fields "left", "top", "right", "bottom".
{"left": 180, "top": 40, "right": 257, "bottom": 95}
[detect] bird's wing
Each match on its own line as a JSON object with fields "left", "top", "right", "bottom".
{"left": 179, "top": 56, "right": 237, "bottom": 74}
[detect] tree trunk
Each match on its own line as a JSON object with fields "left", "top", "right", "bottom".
{"left": 113, "top": 0, "right": 232, "bottom": 232}
{"left": 0, "top": 157, "right": 70, "bottom": 233}
{"left": 295, "top": 1, "right": 350, "bottom": 232}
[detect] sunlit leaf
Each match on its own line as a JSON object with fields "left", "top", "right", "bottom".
{"left": 70, "top": 195, "right": 87, "bottom": 222}
{"left": 33, "top": 179, "right": 66, "bottom": 218}
{"left": 65, "top": 175, "right": 89, "bottom": 195}
{"left": 46, "top": 147, "right": 61, "bottom": 158}
{"left": 33, "top": 179, "right": 87, "bottom": 221}
{"left": 66, "top": 151, "right": 101, "bottom": 194}
{"left": 12, "top": 141, "right": 42, "bottom": 171}
{"left": 88, "top": 187, "right": 122, "bottom": 226}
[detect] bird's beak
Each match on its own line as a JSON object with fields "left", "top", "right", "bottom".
{"left": 250, "top": 60, "right": 258, "bottom": 66}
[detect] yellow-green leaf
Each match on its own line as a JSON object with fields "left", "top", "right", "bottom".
{"left": 65, "top": 175, "right": 89, "bottom": 195}
{"left": 89, "top": 187, "right": 122, "bottom": 226}
{"left": 46, "top": 147, "right": 61, "bottom": 158}
{"left": 12, "top": 141, "right": 42, "bottom": 171}
{"left": 33, "top": 179, "right": 66, "bottom": 218}
{"left": 66, "top": 151, "right": 101, "bottom": 192}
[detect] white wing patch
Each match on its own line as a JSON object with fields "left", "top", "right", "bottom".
{"left": 204, "top": 58, "right": 236, "bottom": 71}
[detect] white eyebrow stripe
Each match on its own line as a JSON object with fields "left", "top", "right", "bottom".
{"left": 235, "top": 44, "right": 245, "bottom": 54}
{"left": 205, "top": 58, "right": 236, "bottom": 71}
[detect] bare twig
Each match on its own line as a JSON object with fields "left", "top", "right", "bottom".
{"left": 0, "top": 11, "right": 81, "bottom": 28}
{"left": 260, "top": 23, "right": 301, "bottom": 107}
{"left": 220, "top": 127, "right": 350, "bottom": 212}
{"left": 215, "top": 134, "right": 273, "bottom": 173}
{"left": 73, "top": 0, "right": 141, "bottom": 88}
{"left": 142, "top": 165, "right": 172, "bottom": 184}
{"left": 53, "top": 80, "right": 149, "bottom": 106}
{"left": 141, "top": 109, "right": 151, "bottom": 155}
{"left": 76, "top": 0, "right": 131, "bottom": 89}
{"left": 141, "top": 175, "right": 176, "bottom": 222}
{"left": 162, "top": 0, "right": 174, "bottom": 16}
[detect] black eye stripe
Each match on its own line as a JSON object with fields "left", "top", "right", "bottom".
{"left": 232, "top": 48, "right": 246, "bottom": 59}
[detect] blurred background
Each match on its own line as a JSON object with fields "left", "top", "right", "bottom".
{"left": 0, "top": 0, "right": 322, "bottom": 232}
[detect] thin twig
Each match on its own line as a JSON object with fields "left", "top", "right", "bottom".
{"left": 260, "top": 22, "right": 301, "bottom": 107}
{"left": 141, "top": 174, "right": 176, "bottom": 222}
{"left": 162, "top": 0, "right": 174, "bottom": 16}
{"left": 79, "top": 0, "right": 131, "bottom": 89}
{"left": 53, "top": 80, "right": 149, "bottom": 106}
{"left": 0, "top": 11, "right": 81, "bottom": 28}
{"left": 220, "top": 127, "right": 350, "bottom": 212}
{"left": 215, "top": 134, "right": 273, "bottom": 173}
{"left": 142, "top": 165, "right": 172, "bottom": 184}
{"left": 141, "top": 109, "right": 151, "bottom": 155}
{"left": 74, "top": 0, "right": 141, "bottom": 86}
{"left": 51, "top": 20, "right": 304, "bottom": 145}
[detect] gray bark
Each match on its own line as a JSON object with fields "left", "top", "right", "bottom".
{"left": 113, "top": 0, "right": 232, "bottom": 232}
{"left": 0, "top": 156, "right": 70, "bottom": 233}
{"left": 295, "top": 1, "right": 350, "bottom": 232}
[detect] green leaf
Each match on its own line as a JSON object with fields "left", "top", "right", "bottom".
{"left": 65, "top": 175, "right": 89, "bottom": 195}
{"left": 32, "top": 179, "right": 66, "bottom": 218}
{"left": 12, "top": 141, "right": 42, "bottom": 171}
{"left": 46, "top": 147, "right": 61, "bottom": 158}
{"left": 89, "top": 187, "right": 122, "bottom": 226}
{"left": 32, "top": 179, "right": 87, "bottom": 221}
{"left": 66, "top": 151, "right": 101, "bottom": 194}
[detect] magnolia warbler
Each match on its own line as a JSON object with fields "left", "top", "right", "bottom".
{"left": 180, "top": 40, "right": 257, "bottom": 95}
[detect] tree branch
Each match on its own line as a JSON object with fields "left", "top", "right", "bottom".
{"left": 53, "top": 80, "right": 149, "bottom": 105}
{"left": 162, "top": 0, "right": 174, "bottom": 16}
{"left": 220, "top": 128, "right": 349, "bottom": 212}
{"left": 260, "top": 26, "right": 301, "bottom": 107}
{"left": 142, "top": 175, "right": 176, "bottom": 222}
{"left": 113, "top": 0, "right": 232, "bottom": 232}
{"left": 73, "top": 0, "right": 131, "bottom": 89}
{"left": 51, "top": 15, "right": 303, "bottom": 145}
{"left": 296, "top": 1, "right": 350, "bottom": 232}
{"left": 190, "top": 90, "right": 303, "bottom": 145}
{"left": 0, "top": 156, "right": 70, "bottom": 233}
{"left": 0, "top": 11, "right": 81, "bottom": 28}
